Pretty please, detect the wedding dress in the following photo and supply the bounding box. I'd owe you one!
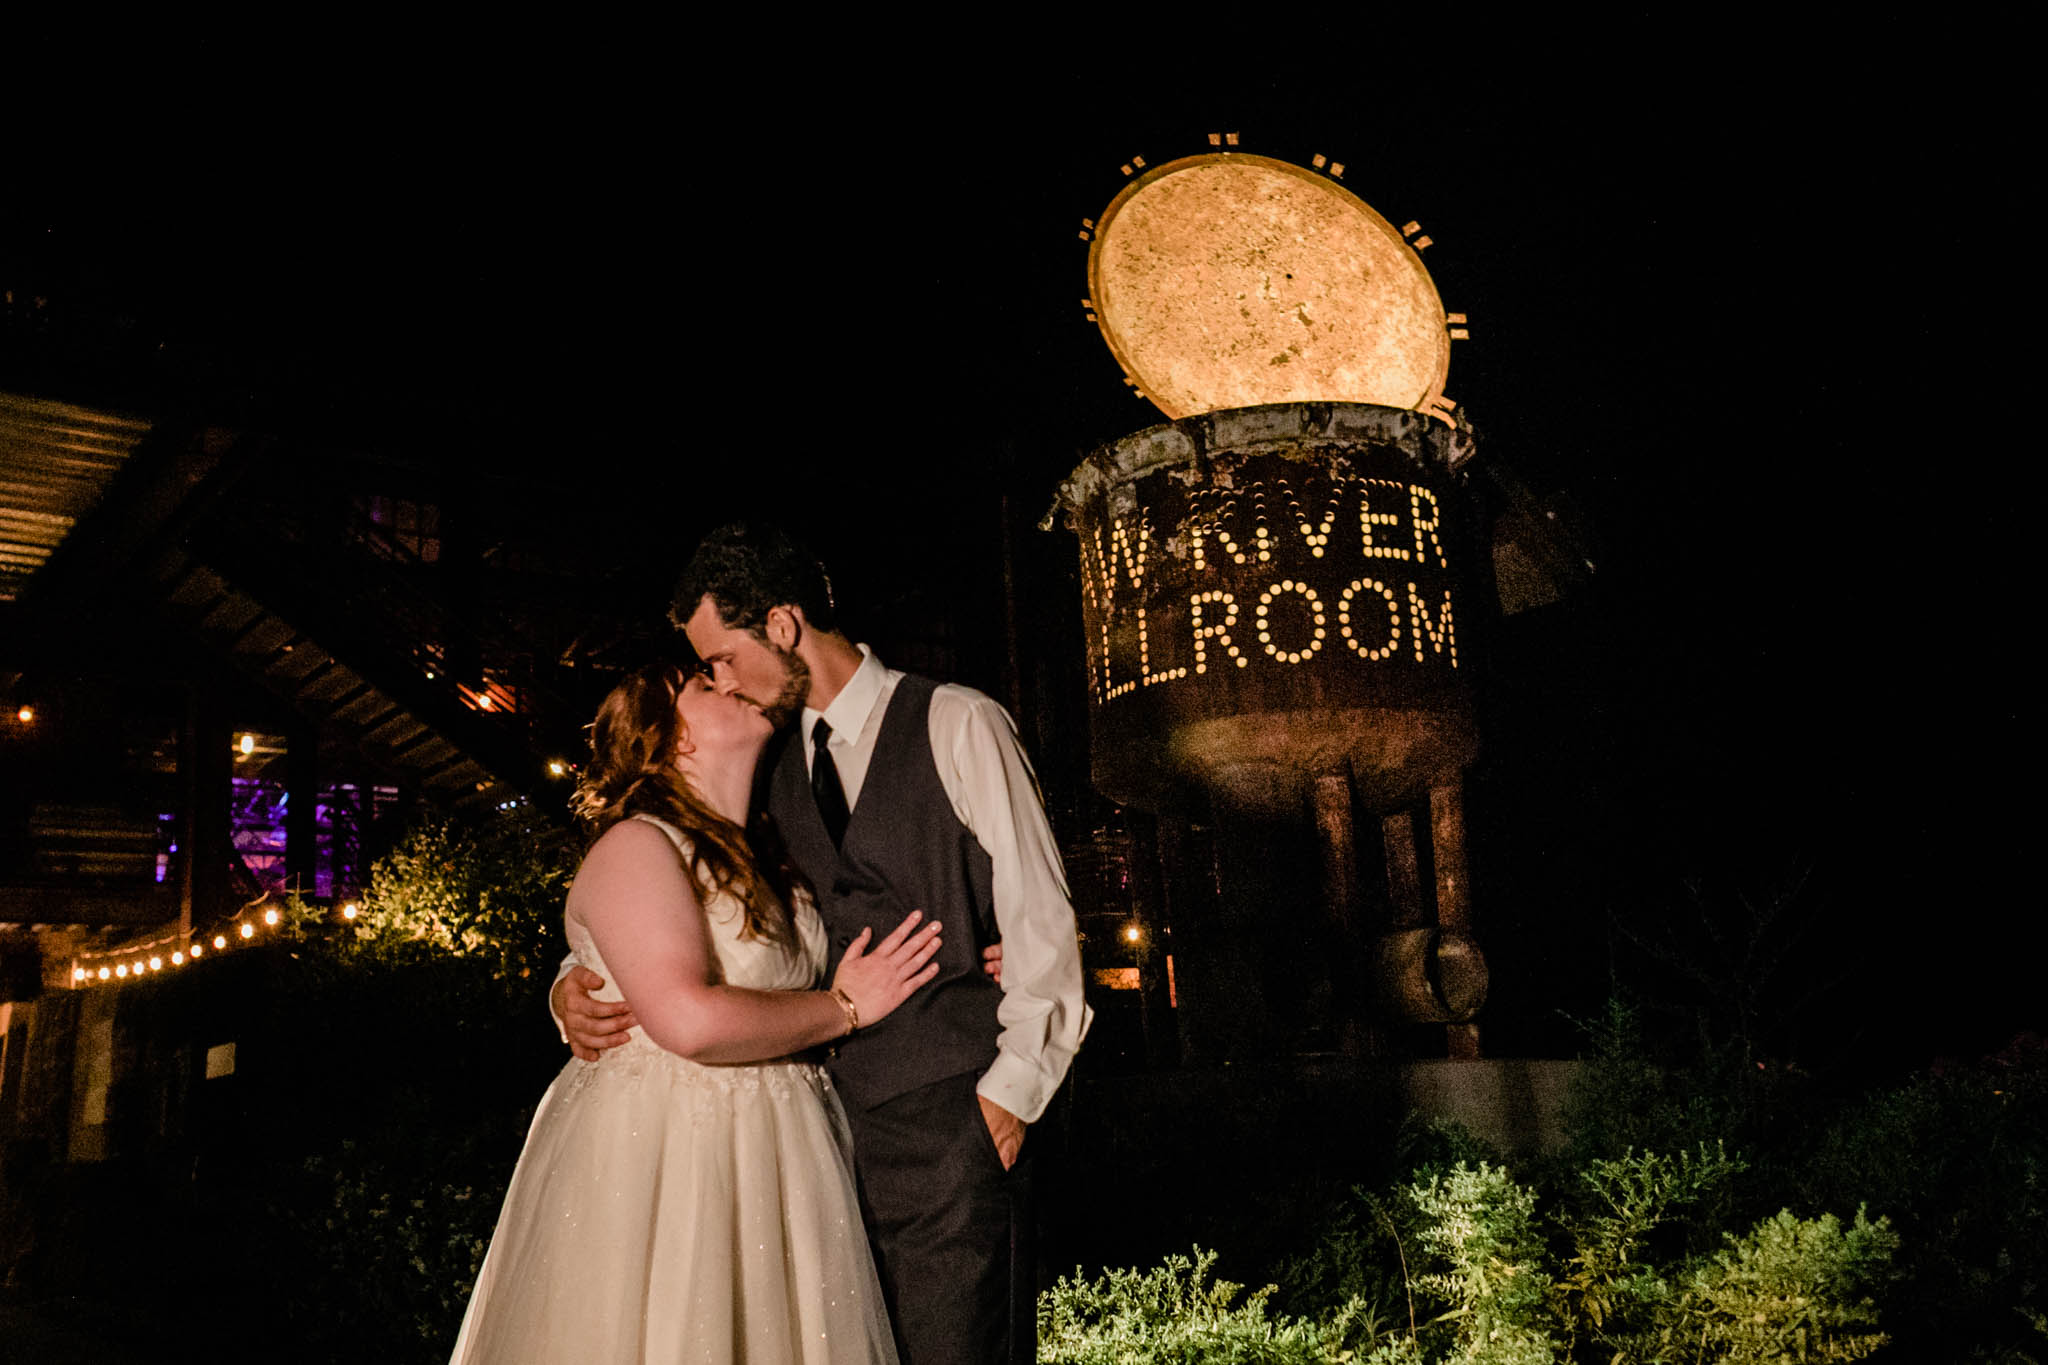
[449,815,898,1364]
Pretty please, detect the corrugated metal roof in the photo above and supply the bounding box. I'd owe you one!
[0,391,153,601]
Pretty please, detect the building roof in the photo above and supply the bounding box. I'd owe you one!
[0,391,153,602]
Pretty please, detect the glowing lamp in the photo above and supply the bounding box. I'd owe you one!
[238,734,255,756]
[191,943,204,958]
[1124,925,1142,943]
[14,706,32,723]
[213,935,227,950]
[172,952,185,965]
[149,956,162,970]
[98,966,110,980]
[1088,153,1453,422]
[74,966,86,980]
[116,964,128,977]
[548,760,566,777]
[239,922,254,939]
[342,902,359,919]
[263,908,279,926]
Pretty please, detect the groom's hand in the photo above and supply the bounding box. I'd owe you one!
[556,965,637,1061]
[978,1094,1025,1170]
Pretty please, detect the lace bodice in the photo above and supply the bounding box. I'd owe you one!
[565,814,828,1017]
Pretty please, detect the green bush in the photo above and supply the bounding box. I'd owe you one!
[1039,1247,1369,1364]
[264,1136,510,1355]
[1082,1150,1897,1365]
[1669,1207,1896,1364]
[345,807,578,984]
[1552,1143,1742,1360]
[1401,1162,1554,1364]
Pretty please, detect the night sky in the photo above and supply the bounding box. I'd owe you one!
[6,53,2027,1069]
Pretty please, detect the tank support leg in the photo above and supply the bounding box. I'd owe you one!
[1312,770,1365,1057]
[1431,780,1481,1060]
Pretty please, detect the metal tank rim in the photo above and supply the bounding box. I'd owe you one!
[1046,401,1478,533]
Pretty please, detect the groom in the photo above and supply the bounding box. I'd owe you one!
[557,522,1090,1364]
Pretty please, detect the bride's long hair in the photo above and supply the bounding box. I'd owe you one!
[569,662,793,944]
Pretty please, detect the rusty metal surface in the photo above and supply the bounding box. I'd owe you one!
[1430,780,1472,936]
[1058,402,1482,815]
[1382,809,1427,930]
[1371,927,1489,1023]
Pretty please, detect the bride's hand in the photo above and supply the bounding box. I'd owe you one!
[830,911,943,1030]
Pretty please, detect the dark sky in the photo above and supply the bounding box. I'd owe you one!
[7,54,2027,1064]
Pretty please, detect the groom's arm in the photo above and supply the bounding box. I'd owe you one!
[551,954,638,1060]
[931,688,1092,1161]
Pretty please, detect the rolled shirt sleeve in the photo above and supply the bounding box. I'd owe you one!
[930,687,1092,1124]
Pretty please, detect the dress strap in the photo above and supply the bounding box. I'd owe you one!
[627,812,693,861]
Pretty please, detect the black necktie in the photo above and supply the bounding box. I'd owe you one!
[811,717,850,847]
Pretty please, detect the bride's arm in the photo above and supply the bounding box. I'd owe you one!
[573,820,937,1064]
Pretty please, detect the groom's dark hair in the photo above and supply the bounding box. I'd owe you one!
[671,522,839,635]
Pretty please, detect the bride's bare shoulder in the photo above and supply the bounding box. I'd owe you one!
[571,819,689,899]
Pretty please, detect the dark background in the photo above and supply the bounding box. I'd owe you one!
[4,47,2029,1072]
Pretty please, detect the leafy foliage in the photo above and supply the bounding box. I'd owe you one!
[1552,1143,1742,1361]
[264,1136,510,1355]
[344,807,578,984]
[1139,1147,1896,1365]
[1668,1207,1896,1364]
[1402,1162,1554,1364]
[1039,1246,1368,1364]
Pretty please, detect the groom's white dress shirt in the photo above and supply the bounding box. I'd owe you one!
[806,646,1090,1125]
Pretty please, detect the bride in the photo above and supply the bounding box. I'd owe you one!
[449,662,939,1364]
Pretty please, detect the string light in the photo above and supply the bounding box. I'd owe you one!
[342,902,358,920]
[239,734,256,756]
[69,893,334,989]
[15,706,32,724]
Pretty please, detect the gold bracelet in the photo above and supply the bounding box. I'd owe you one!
[829,987,860,1035]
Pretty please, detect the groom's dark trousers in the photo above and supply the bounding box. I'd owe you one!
[846,1070,1035,1365]
[768,675,1036,1364]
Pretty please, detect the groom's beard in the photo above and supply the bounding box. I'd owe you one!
[760,645,811,730]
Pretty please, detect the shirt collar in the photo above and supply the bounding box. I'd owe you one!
[804,644,886,743]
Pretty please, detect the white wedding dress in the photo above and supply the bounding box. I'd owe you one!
[450,815,898,1364]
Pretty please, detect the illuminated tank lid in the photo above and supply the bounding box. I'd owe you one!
[1085,150,1457,422]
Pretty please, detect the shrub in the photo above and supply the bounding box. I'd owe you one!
[1552,1144,1743,1361]
[345,807,577,985]
[1403,1162,1554,1364]
[1666,1207,1896,1364]
[1207,1148,1897,1365]
[1039,1246,1367,1364]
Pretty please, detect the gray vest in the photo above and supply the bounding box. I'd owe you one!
[769,674,1002,1110]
